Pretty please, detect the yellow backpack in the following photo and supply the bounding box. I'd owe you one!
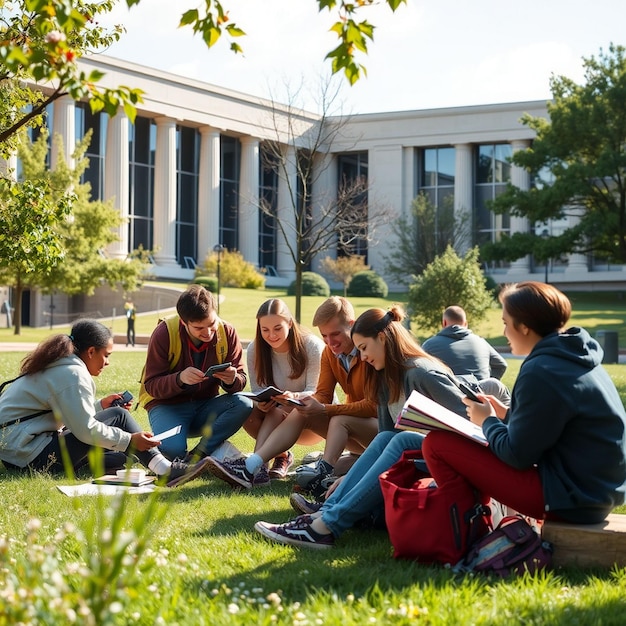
[137,315,228,408]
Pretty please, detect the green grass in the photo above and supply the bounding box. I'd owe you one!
[3,286,626,623]
[2,348,626,624]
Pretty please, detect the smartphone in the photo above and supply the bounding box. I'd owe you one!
[111,390,133,406]
[447,374,482,402]
[457,380,482,402]
[284,397,305,407]
[204,362,232,377]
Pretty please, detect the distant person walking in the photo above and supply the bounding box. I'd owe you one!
[125,301,136,347]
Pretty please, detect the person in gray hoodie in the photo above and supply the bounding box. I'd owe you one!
[0,319,210,487]
[423,282,626,524]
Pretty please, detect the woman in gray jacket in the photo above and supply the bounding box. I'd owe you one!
[0,319,209,487]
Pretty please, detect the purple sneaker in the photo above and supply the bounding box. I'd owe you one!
[289,492,323,515]
[254,465,271,487]
[254,517,334,549]
[206,457,254,489]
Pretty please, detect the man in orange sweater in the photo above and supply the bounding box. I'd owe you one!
[206,296,377,491]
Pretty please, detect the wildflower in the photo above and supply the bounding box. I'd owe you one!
[227,603,239,614]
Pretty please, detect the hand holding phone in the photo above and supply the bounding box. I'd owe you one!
[457,381,482,402]
[204,362,232,377]
[111,390,133,407]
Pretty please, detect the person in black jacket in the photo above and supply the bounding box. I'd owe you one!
[422,281,626,524]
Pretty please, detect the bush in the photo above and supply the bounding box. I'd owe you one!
[200,249,265,289]
[192,275,218,292]
[408,245,495,335]
[287,272,330,297]
[347,270,389,298]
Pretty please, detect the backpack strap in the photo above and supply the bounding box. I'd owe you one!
[0,374,53,428]
[138,315,228,408]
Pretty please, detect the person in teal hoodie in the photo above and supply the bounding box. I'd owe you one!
[423,281,626,524]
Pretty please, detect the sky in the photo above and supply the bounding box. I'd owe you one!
[99,0,626,115]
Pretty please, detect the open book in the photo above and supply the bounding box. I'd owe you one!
[239,386,304,406]
[395,389,488,446]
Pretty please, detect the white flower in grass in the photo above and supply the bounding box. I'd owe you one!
[101,529,112,543]
[267,592,281,606]
[27,518,42,532]
[252,586,264,594]
[109,602,123,614]
[211,588,219,596]
[177,553,188,564]
[65,608,77,622]
[227,603,239,614]
[148,584,158,593]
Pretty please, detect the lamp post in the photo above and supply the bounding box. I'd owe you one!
[213,244,225,314]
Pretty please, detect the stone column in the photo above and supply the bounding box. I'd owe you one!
[276,144,297,277]
[508,139,531,274]
[104,109,130,258]
[310,151,337,272]
[564,207,589,273]
[197,127,221,264]
[238,136,260,266]
[454,143,473,253]
[152,116,179,266]
[50,95,75,170]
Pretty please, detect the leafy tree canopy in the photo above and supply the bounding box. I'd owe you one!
[484,43,626,266]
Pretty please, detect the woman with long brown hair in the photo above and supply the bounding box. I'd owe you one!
[243,299,325,482]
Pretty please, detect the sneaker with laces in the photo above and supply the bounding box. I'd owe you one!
[301,450,323,465]
[254,464,271,487]
[289,492,323,515]
[269,450,294,479]
[295,459,335,498]
[165,456,212,488]
[206,456,254,489]
[254,517,334,549]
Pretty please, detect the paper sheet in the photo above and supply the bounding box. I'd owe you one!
[148,424,182,442]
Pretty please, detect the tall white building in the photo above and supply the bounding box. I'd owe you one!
[6,55,625,327]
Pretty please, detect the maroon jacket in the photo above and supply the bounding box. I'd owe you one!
[143,319,247,411]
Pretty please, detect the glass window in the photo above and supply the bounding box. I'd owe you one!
[337,151,369,259]
[474,143,512,268]
[258,142,279,269]
[129,116,156,252]
[75,102,107,200]
[175,125,199,265]
[220,136,240,251]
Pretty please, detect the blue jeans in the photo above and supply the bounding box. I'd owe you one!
[321,430,426,538]
[149,394,253,460]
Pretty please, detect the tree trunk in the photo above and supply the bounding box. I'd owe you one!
[295,262,303,324]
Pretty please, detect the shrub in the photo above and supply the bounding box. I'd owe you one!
[408,245,495,335]
[287,272,330,297]
[200,249,265,289]
[193,275,218,292]
[347,270,389,298]
[319,255,369,296]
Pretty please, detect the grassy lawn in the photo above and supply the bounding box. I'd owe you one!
[2,286,626,623]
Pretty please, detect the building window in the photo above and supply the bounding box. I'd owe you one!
[128,116,156,252]
[75,102,107,200]
[418,146,455,206]
[337,151,368,260]
[175,125,199,266]
[259,142,278,270]
[475,143,512,267]
[220,135,240,251]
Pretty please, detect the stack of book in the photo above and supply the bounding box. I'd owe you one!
[395,390,488,446]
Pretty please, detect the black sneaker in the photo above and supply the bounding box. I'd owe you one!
[165,457,212,488]
[289,492,323,515]
[294,459,336,499]
[254,516,334,549]
[205,456,254,489]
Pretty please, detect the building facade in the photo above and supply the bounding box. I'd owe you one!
[5,55,625,326]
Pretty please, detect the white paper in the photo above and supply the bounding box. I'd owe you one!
[57,483,156,497]
[149,425,182,442]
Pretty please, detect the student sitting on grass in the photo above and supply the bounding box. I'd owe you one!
[0,319,210,487]
[254,304,468,549]
[242,298,325,483]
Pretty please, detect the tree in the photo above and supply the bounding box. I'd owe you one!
[408,246,493,336]
[0,0,143,153]
[483,44,626,266]
[0,129,148,333]
[0,176,73,334]
[383,192,471,286]
[319,254,369,296]
[256,78,394,322]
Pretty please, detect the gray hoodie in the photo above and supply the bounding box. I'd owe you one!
[0,354,131,467]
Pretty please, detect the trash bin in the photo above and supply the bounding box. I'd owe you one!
[596,330,619,364]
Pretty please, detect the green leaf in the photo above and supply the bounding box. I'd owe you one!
[180,9,199,27]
